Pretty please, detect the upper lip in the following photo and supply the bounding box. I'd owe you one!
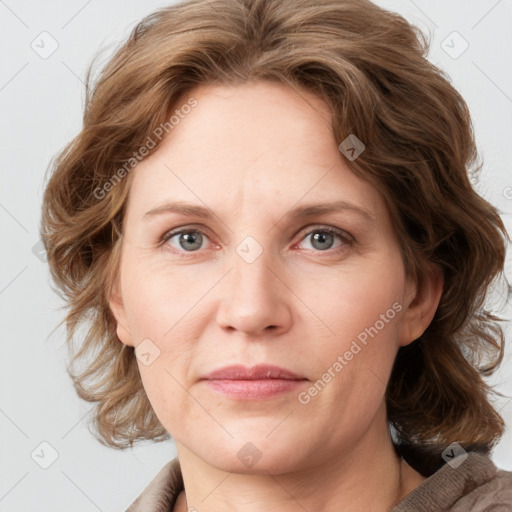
[201,364,306,381]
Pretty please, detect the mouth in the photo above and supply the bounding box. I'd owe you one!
[200,364,308,400]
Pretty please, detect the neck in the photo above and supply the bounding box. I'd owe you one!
[174,407,425,512]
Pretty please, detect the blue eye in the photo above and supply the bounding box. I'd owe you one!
[297,227,352,252]
[163,229,209,252]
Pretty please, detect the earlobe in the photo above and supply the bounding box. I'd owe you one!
[115,321,134,347]
[108,274,134,347]
[399,264,444,347]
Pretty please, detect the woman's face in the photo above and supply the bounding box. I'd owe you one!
[110,80,428,473]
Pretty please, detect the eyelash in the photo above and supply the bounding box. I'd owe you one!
[159,225,354,256]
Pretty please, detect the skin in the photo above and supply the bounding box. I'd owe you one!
[109,80,443,511]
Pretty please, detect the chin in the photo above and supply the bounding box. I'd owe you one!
[202,435,308,476]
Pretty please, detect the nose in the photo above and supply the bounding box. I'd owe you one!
[215,245,292,337]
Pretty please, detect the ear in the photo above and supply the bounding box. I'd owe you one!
[398,263,444,347]
[108,272,135,347]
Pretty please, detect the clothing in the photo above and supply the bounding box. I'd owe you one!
[125,451,512,511]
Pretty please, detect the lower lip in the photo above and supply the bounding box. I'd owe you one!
[203,379,307,399]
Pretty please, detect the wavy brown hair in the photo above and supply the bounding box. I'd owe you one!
[40,0,510,473]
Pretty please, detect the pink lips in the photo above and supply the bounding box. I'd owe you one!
[200,364,308,400]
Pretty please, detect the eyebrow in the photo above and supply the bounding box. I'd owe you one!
[143,199,375,223]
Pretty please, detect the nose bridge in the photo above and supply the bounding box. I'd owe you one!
[233,241,273,296]
[216,236,290,336]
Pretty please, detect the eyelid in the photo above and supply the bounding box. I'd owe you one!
[160,224,215,247]
[296,224,354,243]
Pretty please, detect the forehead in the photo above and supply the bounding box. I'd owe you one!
[124,80,386,223]
[163,80,337,162]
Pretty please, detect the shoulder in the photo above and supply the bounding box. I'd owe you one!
[125,457,183,512]
[393,451,512,511]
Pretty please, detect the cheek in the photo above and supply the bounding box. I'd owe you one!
[304,260,405,348]
[133,333,198,438]
[120,260,209,426]
[121,257,203,342]
[303,263,404,400]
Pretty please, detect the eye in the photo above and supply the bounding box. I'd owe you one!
[296,226,353,252]
[162,228,211,253]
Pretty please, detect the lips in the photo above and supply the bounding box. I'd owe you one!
[201,364,305,381]
[200,364,308,400]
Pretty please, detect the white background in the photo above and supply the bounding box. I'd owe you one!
[1,0,511,510]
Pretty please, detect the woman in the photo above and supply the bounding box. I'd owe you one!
[40,0,512,510]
